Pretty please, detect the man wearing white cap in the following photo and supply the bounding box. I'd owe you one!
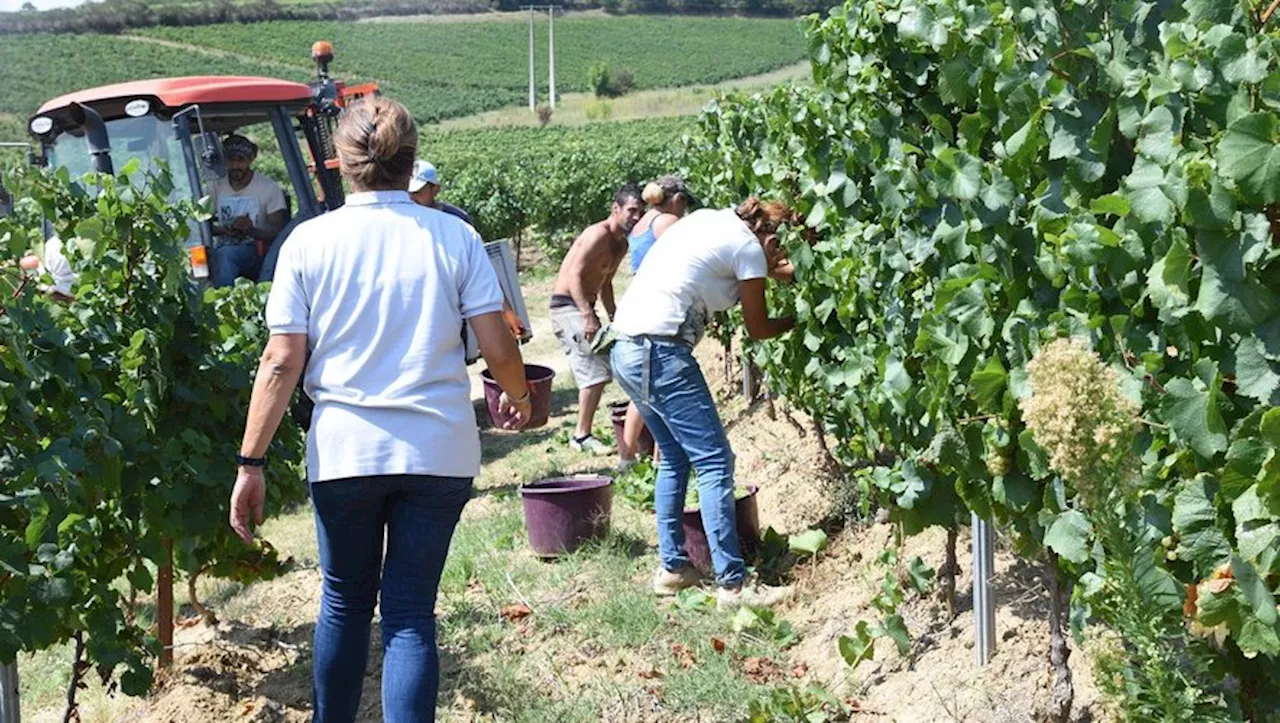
[408,160,473,226]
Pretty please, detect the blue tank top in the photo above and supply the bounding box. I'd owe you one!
[629,224,658,273]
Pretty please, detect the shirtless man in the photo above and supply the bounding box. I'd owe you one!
[550,183,644,454]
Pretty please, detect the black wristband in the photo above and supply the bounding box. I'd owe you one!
[236,454,267,467]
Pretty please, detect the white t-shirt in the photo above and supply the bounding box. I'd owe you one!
[266,191,505,483]
[613,208,768,344]
[210,172,286,233]
[42,238,77,297]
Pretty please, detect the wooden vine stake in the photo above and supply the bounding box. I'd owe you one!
[1045,549,1073,722]
[942,524,958,620]
[157,539,174,668]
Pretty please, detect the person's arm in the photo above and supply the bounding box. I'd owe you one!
[472,312,532,428]
[769,259,795,283]
[564,228,605,316]
[565,228,607,338]
[601,274,617,321]
[239,334,306,457]
[230,333,306,543]
[739,278,794,341]
[247,210,286,244]
[231,234,309,544]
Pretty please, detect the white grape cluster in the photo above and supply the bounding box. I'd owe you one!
[1021,338,1140,501]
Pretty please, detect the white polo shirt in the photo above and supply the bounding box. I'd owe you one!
[266,191,504,483]
[613,208,768,346]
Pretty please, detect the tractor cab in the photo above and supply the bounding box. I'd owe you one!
[24,44,533,359]
[26,42,372,283]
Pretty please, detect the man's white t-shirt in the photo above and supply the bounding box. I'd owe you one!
[613,208,768,345]
[42,238,77,297]
[210,172,286,233]
[266,191,505,483]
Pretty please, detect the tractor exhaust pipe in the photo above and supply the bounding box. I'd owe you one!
[68,102,112,176]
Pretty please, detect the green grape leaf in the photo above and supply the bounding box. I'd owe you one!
[906,556,935,594]
[876,613,912,656]
[1235,336,1280,404]
[1146,234,1193,312]
[1089,193,1130,217]
[968,355,1007,410]
[1173,475,1233,575]
[789,528,829,556]
[1045,510,1093,564]
[838,621,876,667]
[1161,377,1229,459]
[1217,113,1280,205]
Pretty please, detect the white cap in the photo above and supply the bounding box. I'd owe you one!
[407,160,440,193]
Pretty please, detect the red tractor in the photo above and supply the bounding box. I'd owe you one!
[25,41,372,282]
[22,42,531,357]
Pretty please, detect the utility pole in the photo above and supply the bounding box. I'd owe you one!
[522,5,560,114]
[527,6,536,112]
[548,5,556,109]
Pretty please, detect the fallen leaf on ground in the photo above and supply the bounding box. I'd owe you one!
[500,603,532,622]
[671,642,696,668]
[711,637,726,653]
[741,656,783,684]
[791,662,809,678]
[637,667,663,680]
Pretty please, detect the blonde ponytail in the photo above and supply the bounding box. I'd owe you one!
[642,182,666,206]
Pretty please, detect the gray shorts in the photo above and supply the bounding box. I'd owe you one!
[550,304,612,389]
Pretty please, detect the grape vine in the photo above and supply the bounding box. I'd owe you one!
[0,163,305,715]
[685,0,1280,716]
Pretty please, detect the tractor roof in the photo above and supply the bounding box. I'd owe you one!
[38,76,313,115]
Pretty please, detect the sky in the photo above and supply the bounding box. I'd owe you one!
[0,0,88,11]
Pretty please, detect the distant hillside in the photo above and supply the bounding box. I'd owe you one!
[0,0,828,34]
[2,15,807,123]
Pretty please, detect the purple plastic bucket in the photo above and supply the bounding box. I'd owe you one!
[520,476,614,557]
[681,485,760,574]
[482,364,555,430]
[609,401,655,458]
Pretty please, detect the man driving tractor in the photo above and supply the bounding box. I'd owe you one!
[210,134,287,287]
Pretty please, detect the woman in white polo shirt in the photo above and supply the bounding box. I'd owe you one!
[610,198,797,611]
[228,96,532,722]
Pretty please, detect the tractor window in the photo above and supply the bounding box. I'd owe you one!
[47,115,195,204]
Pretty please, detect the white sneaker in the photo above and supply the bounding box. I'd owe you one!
[716,582,794,611]
[570,435,612,456]
[653,566,703,596]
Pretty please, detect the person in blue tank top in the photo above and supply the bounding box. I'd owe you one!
[619,176,696,469]
[628,175,696,274]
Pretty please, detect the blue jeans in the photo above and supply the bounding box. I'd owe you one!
[309,474,472,723]
[610,337,745,588]
[210,242,261,288]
